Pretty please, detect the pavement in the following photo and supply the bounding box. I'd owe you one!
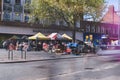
[0,49,92,63]
[2,48,119,63]
[97,49,120,56]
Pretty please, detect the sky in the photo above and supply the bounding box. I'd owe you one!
[106,0,119,11]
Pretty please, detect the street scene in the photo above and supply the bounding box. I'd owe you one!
[0,0,120,80]
[0,52,120,80]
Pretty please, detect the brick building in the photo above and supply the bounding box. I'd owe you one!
[101,5,120,41]
[102,5,120,24]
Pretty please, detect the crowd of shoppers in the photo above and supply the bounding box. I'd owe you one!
[2,39,96,55]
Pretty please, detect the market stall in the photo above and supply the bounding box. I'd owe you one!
[28,32,50,51]
[28,32,49,40]
[47,33,64,40]
[62,34,72,41]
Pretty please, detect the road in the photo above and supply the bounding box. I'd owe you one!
[0,55,120,80]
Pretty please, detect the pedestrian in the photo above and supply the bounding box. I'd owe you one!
[21,42,28,59]
[43,42,49,52]
[3,40,10,50]
[8,43,15,60]
[49,42,53,53]
[8,43,15,51]
[19,42,24,51]
[77,41,84,54]
[22,42,28,51]
[2,41,7,49]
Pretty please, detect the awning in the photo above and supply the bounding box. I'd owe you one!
[9,35,20,40]
[48,33,64,40]
[62,34,72,40]
[28,32,49,40]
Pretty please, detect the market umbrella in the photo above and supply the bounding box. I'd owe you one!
[62,34,72,40]
[28,32,49,40]
[48,33,64,40]
[21,35,28,40]
[9,35,20,40]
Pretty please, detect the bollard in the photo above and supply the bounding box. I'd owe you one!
[21,50,27,59]
[24,51,26,59]
[11,50,13,60]
[8,50,10,60]
[21,51,23,59]
[8,50,13,60]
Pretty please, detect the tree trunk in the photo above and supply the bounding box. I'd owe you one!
[72,26,76,42]
[73,15,76,42]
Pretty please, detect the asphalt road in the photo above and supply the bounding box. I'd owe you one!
[0,56,120,80]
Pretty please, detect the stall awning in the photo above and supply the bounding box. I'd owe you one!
[28,32,49,40]
[48,33,64,40]
[9,35,20,40]
[62,34,72,40]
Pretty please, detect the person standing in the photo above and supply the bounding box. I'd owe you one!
[21,42,28,59]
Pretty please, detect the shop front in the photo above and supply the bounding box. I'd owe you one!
[83,32,102,46]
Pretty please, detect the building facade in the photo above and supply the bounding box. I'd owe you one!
[1,0,31,22]
[0,0,116,46]
[101,5,120,45]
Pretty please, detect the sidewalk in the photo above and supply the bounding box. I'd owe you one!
[0,49,96,63]
[97,49,120,56]
[0,49,84,63]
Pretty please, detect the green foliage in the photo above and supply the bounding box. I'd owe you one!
[29,0,106,26]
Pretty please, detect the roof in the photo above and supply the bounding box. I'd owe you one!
[102,5,120,24]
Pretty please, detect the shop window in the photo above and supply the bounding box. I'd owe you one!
[89,35,93,41]
[108,27,111,34]
[15,0,21,4]
[14,13,21,21]
[14,5,23,12]
[97,26,100,33]
[25,0,31,4]
[91,26,95,32]
[115,28,118,34]
[3,4,12,12]
[3,12,11,21]
[86,25,90,32]
[112,28,115,34]
[101,27,105,33]
[4,0,10,3]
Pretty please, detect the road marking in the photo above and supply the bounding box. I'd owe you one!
[36,70,85,80]
[36,63,120,80]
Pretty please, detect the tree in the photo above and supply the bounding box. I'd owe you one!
[29,0,106,42]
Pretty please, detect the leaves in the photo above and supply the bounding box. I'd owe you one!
[29,0,105,26]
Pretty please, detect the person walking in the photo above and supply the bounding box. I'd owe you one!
[8,43,15,60]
